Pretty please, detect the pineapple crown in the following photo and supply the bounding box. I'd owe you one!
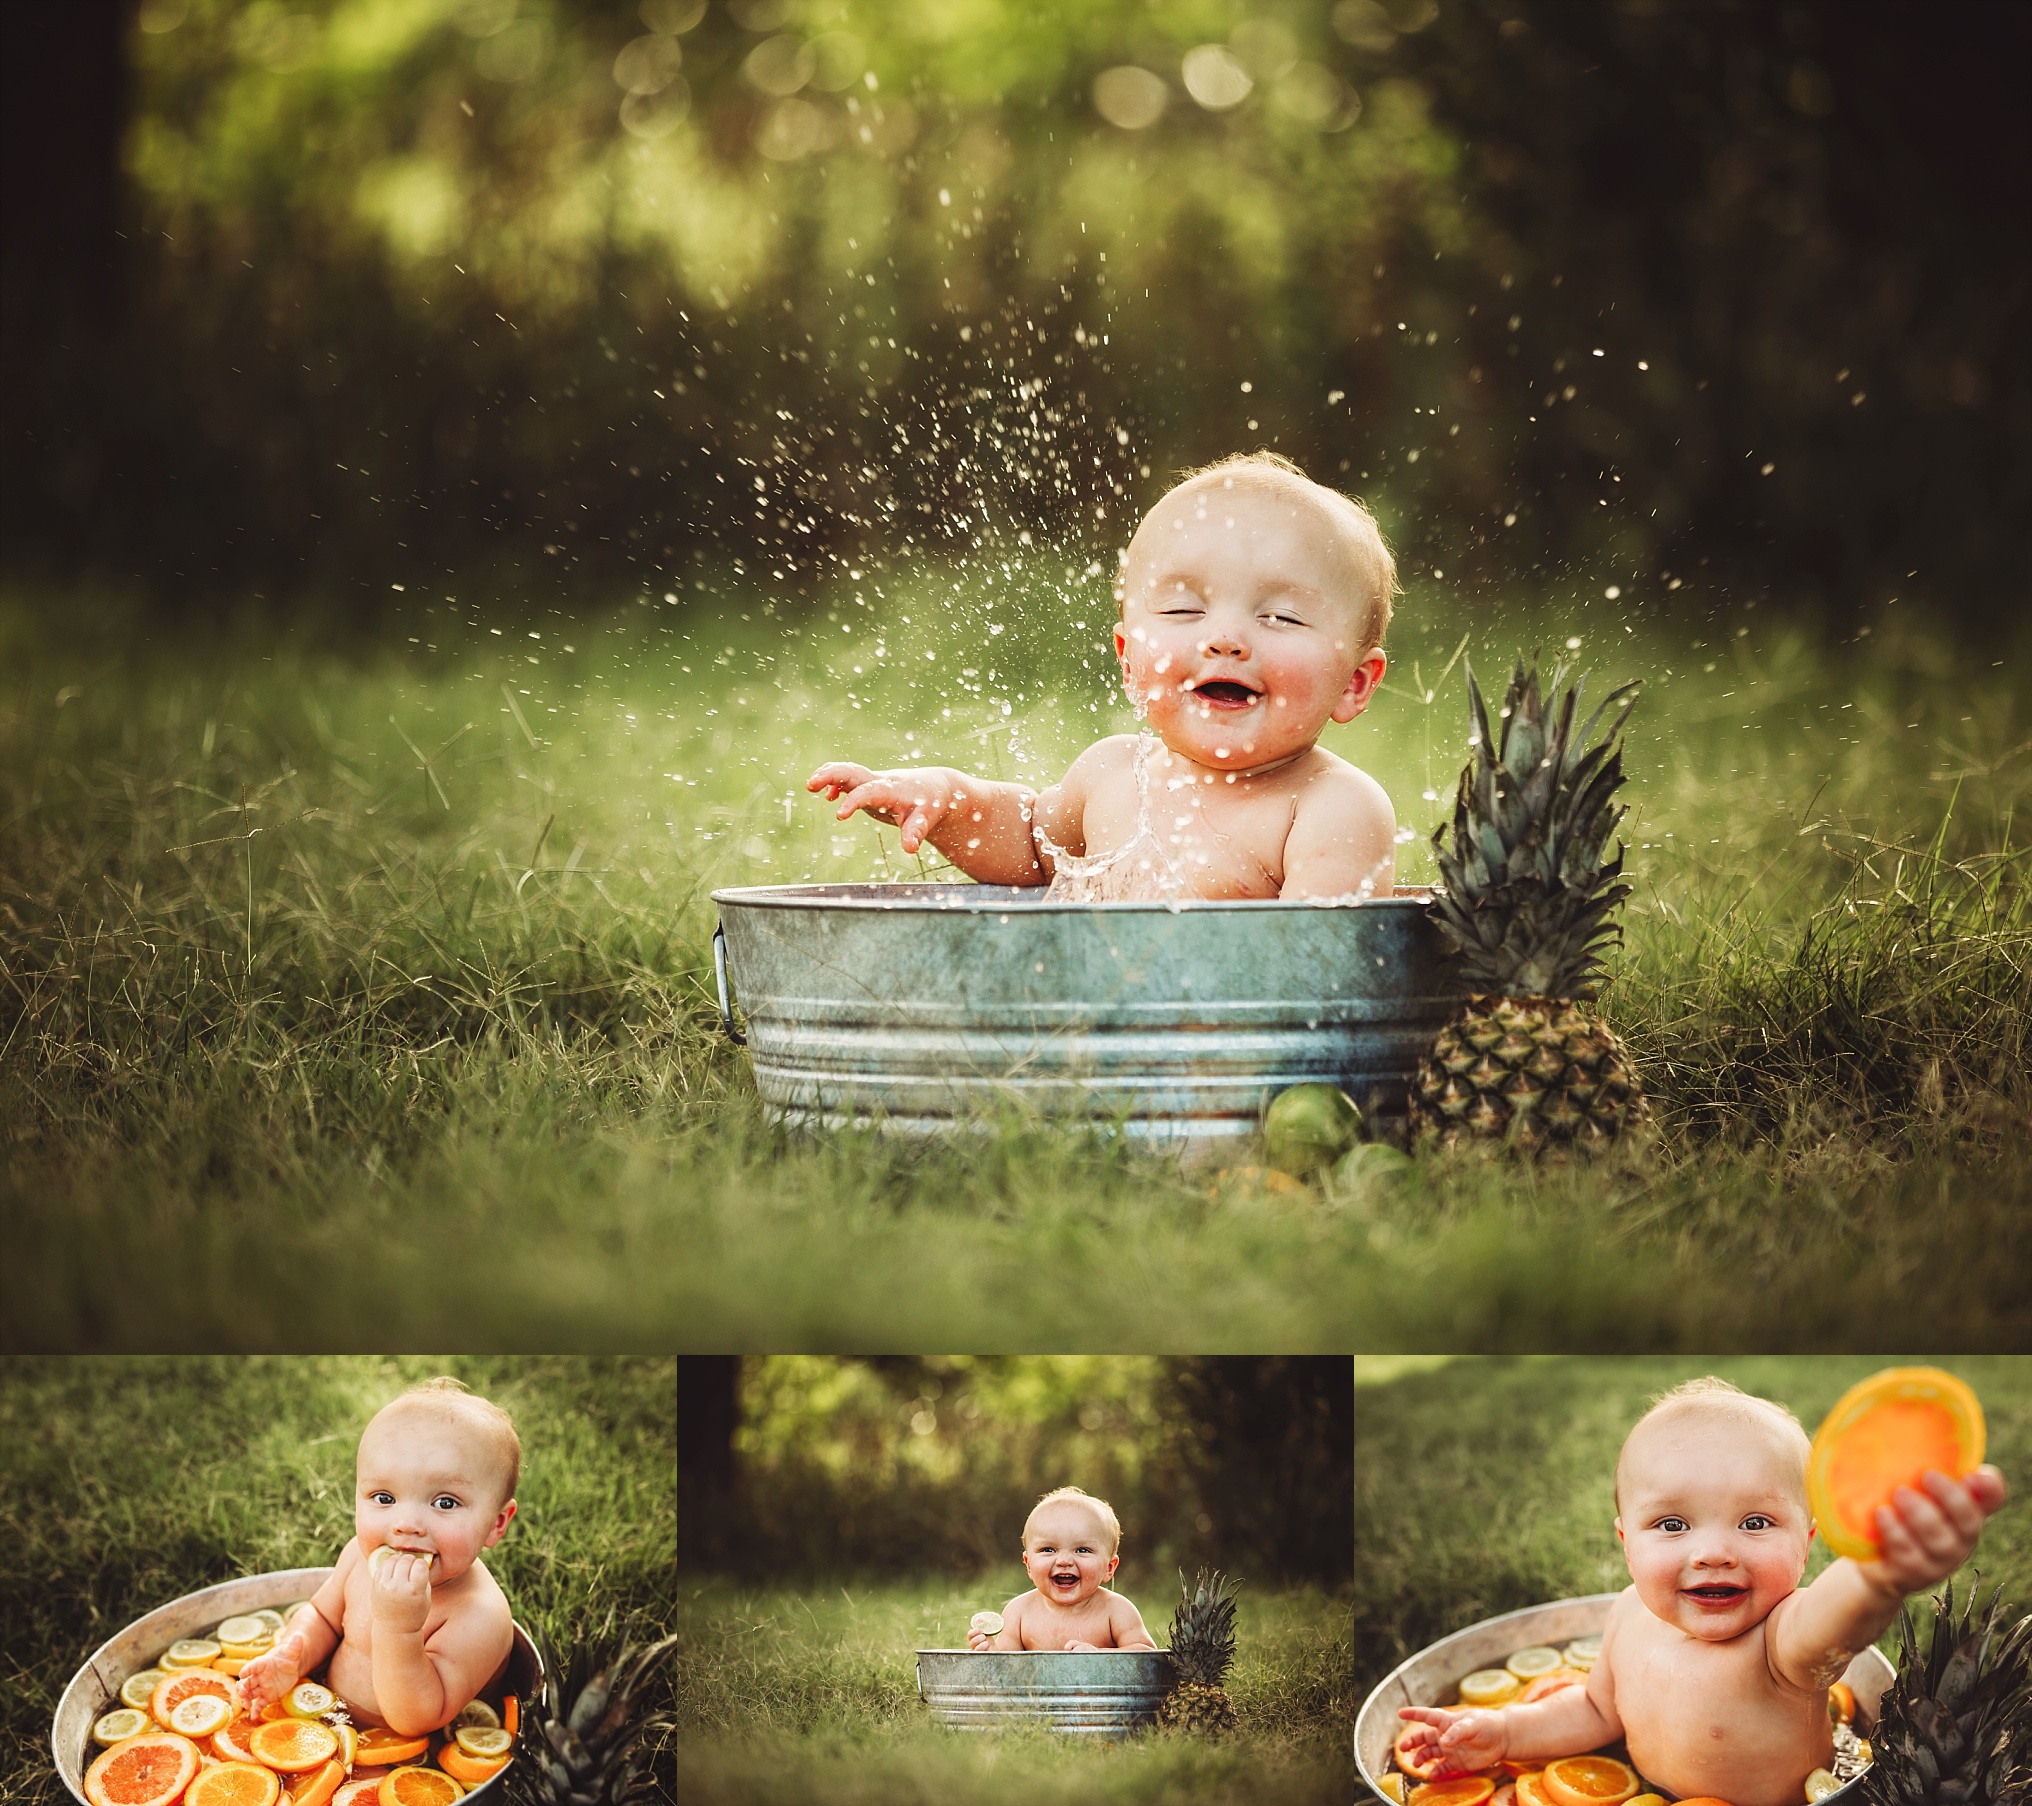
[503,1614,677,1806]
[1429,654,1640,1000]
[1166,1569,1240,1688]
[1865,1576,2032,1806]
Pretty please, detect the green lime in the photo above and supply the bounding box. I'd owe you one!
[1263,1084,1362,1176]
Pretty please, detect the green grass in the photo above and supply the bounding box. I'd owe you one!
[0,1355,675,1805]
[1,576,2027,1349]
[1350,1356,2032,1694]
[675,1578,1351,1806]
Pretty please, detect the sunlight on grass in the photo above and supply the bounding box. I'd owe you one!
[1,579,2026,1348]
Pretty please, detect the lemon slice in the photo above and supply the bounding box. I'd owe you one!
[451,1700,501,1732]
[92,1707,152,1746]
[1505,1646,1564,1681]
[287,1681,337,1719]
[219,1639,274,1662]
[368,1546,437,1579]
[170,1693,234,1738]
[120,1671,169,1711]
[215,1616,270,1649]
[251,1609,288,1633]
[1378,1777,1407,1804]
[455,1727,513,1759]
[1805,1770,1840,1802]
[1457,1668,1523,1707]
[969,1611,1005,1639]
[162,1638,224,1670]
[335,1724,358,1770]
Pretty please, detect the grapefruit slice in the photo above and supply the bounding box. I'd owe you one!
[1518,1670,1587,1705]
[152,1671,234,1729]
[85,1733,202,1806]
[186,1764,282,1806]
[334,1786,385,1806]
[377,1770,463,1806]
[1409,1782,1497,1806]
[1808,1367,1986,1560]
[248,1718,340,1773]
[213,1720,266,1765]
[1541,1756,1640,1806]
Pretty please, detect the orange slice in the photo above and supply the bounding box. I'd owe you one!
[1671,1799,1739,1806]
[353,1733,430,1767]
[1809,1367,1986,1560]
[436,1747,509,1788]
[1828,1680,1857,1725]
[1410,1783,1497,1806]
[500,1698,517,1739]
[213,1720,267,1765]
[1489,1789,1518,1806]
[287,1760,345,1806]
[1517,1670,1587,1705]
[186,1764,283,1806]
[377,1770,464,1806]
[1395,1726,1451,1782]
[1541,1756,1641,1806]
[334,1786,386,1806]
[85,1734,203,1806]
[152,1670,234,1729]
[248,1718,340,1774]
[1513,1778,1557,1806]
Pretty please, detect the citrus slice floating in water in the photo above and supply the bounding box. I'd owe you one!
[353,1730,430,1767]
[151,1671,233,1729]
[1804,1771,1841,1803]
[215,1618,272,1651]
[184,1762,282,1806]
[1561,1636,1602,1670]
[212,1719,266,1765]
[1808,1367,1986,1561]
[334,1784,385,1806]
[169,1693,234,1739]
[251,1610,288,1634]
[438,1747,510,1788]
[286,1682,336,1719]
[288,1758,346,1806]
[162,1640,224,1671]
[1541,1756,1640,1806]
[1457,1669,1522,1707]
[1409,1781,1497,1806]
[450,1700,501,1733]
[1504,1646,1563,1681]
[1394,1726,1451,1782]
[92,1708,152,1747]
[1512,1777,1557,1806]
[377,1768,464,1806]
[248,1717,340,1773]
[120,1672,169,1712]
[1376,1779,1408,1806]
[453,1727,511,1759]
[84,1733,202,1806]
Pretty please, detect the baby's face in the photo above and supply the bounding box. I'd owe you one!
[1115,479,1383,772]
[355,1402,516,1585]
[1022,1501,1118,1608]
[1615,1410,1814,1642]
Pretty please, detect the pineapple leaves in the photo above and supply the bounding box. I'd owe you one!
[1429,653,1641,999]
[507,1617,677,1806]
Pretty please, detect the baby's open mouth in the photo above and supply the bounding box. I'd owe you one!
[1683,1583,1747,1603]
[1051,1573,1080,1589]
[1190,680,1260,708]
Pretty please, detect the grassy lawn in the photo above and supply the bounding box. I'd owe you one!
[0,1355,675,1805]
[675,1577,1351,1806]
[2,577,2026,1349]
[1350,1355,2032,1698]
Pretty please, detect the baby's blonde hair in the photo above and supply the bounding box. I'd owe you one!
[1615,1376,1810,1512]
[1023,1485,1123,1555]
[375,1376,523,1504]
[1127,450,1399,648]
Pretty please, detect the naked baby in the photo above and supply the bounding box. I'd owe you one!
[969,1486,1158,1652]
[236,1378,519,1738]
[1396,1378,2010,1806]
[811,452,1400,901]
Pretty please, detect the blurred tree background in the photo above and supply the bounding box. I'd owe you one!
[3,0,2026,629]
[677,1356,1353,1585]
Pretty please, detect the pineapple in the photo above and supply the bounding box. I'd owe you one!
[1863,1578,2031,1806]
[502,1620,677,1806]
[1410,656,1651,1153]
[1155,1570,1240,1737]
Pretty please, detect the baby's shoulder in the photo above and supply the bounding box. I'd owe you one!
[1065,735,1142,779]
[1286,748,1393,823]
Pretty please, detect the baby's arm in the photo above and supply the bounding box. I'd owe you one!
[808,763,1046,883]
[237,1557,348,1714]
[1104,1590,1157,1651]
[1768,1465,2008,1691]
[971,1595,1032,1651]
[1397,1681,1618,1774]
[1280,764,1396,900]
[368,1551,511,1736]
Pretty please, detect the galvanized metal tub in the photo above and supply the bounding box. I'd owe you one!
[915,1647,1177,1738]
[52,1567,541,1804]
[1354,1593,1894,1803]
[712,882,1466,1145]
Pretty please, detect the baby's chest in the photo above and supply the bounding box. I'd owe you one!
[1615,1639,1799,1741]
[1085,787,1287,887]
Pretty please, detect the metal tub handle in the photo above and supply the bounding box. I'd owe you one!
[713,922,746,1045]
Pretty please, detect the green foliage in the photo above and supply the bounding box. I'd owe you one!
[0,1356,675,1806]
[1,579,2028,1350]
[674,1577,1351,1806]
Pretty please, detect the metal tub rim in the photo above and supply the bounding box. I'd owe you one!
[915,1646,1176,1739]
[1354,1592,1891,1804]
[712,880,1435,913]
[52,1567,541,1805]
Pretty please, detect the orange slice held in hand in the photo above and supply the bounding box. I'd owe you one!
[1808,1367,1986,1561]
[1540,1756,1641,1806]
[84,1734,203,1806]
[185,1764,283,1806]
[247,1718,341,1774]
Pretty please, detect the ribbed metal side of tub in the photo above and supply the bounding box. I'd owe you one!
[712,883,1467,1142]
[916,1649,1175,1737]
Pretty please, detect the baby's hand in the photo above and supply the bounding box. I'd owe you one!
[234,1637,303,1716]
[1062,1639,1101,1652]
[1395,1704,1508,1774]
[808,763,965,856]
[368,1547,435,1636]
[1861,1464,2009,1594]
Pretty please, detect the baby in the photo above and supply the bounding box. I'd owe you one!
[969,1486,1158,1652]
[237,1377,520,1738]
[1397,1378,2010,1806]
[810,453,1399,902]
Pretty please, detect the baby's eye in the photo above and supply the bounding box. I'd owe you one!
[433,1495,461,1512]
[1657,1516,1689,1533]
[1741,1514,1776,1531]
[369,1491,395,1506]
